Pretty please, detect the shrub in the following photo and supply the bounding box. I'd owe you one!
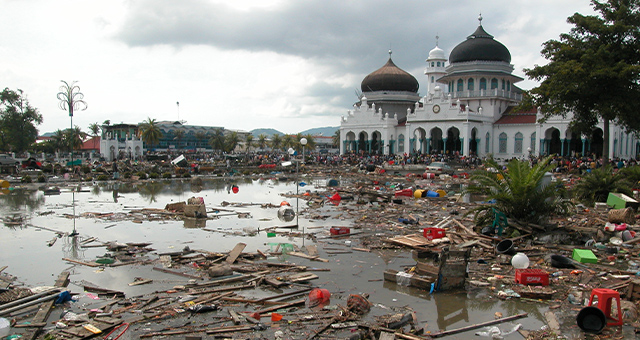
[81,165,91,174]
[136,172,148,180]
[96,174,110,181]
[162,172,173,179]
[37,174,46,183]
[149,172,160,179]
[123,171,132,179]
[21,175,32,183]
[182,172,191,178]
[42,164,53,173]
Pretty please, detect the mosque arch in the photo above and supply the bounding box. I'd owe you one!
[357,131,369,154]
[470,128,479,155]
[413,127,427,154]
[445,127,461,155]
[430,127,443,154]
[371,130,382,154]
[589,128,604,158]
[398,134,406,154]
[499,132,507,153]
[480,78,487,90]
[467,78,474,91]
[543,127,562,155]
[490,78,499,89]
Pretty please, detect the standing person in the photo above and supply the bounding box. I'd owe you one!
[112,161,119,180]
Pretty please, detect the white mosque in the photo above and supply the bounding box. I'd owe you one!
[339,16,638,160]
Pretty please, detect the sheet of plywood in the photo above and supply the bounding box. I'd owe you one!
[226,242,247,264]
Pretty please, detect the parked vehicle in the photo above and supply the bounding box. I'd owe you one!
[0,154,19,166]
[425,161,455,175]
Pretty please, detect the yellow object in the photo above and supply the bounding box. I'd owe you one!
[83,324,102,334]
[436,189,446,197]
[0,180,9,189]
[413,189,425,199]
[496,174,504,180]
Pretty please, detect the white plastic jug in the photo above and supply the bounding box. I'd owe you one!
[511,252,530,269]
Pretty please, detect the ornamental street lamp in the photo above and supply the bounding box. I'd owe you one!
[57,81,87,237]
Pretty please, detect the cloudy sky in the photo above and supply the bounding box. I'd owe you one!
[1,0,595,136]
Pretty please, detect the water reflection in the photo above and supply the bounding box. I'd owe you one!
[0,187,45,213]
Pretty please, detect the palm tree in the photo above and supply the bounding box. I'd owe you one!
[303,134,316,152]
[65,126,86,152]
[173,129,185,150]
[195,131,207,149]
[573,165,633,207]
[103,120,111,126]
[225,131,240,153]
[465,156,574,225]
[282,134,295,151]
[271,134,282,151]
[258,134,268,151]
[52,129,66,154]
[208,128,225,154]
[139,118,162,149]
[88,122,100,151]
[245,134,254,152]
[332,130,340,149]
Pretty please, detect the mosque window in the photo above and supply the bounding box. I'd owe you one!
[480,78,487,90]
[485,132,490,153]
[431,62,435,67]
[530,132,536,153]
[457,79,463,92]
[437,62,441,67]
[515,132,523,154]
[398,134,405,153]
[507,81,511,91]
[467,78,474,91]
[501,79,505,90]
[431,76,434,83]
[499,132,507,153]
[491,78,498,89]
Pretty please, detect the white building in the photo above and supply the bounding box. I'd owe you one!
[339,16,638,160]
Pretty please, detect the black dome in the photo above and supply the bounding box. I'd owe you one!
[449,25,511,64]
[361,58,419,93]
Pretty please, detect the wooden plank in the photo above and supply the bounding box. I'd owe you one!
[226,242,247,264]
[288,251,329,262]
[430,313,528,338]
[544,311,561,334]
[23,272,70,340]
[62,257,101,267]
[152,267,203,280]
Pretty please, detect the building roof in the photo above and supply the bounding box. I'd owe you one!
[449,25,511,64]
[361,57,419,93]
[494,108,537,125]
[79,136,101,151]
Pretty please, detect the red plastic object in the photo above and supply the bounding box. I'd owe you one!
[515,268,549,286]
[588,288,623,326]
[422,172,435,179]
[329,193,341,200]
[394,189,413,197]
[423,228,445,241]
[232,185,239,193]
[330,227,350,235]
[309,288,331,304]
[271,312,283,321]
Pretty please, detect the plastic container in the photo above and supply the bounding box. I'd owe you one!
[394,189,413,197]
[515,268,549,286]
[330,227,350,235]
[511,252,530,269]
[309,288,331,305]
[422,173,435,179]
[576,306,606,333]
[413,190,425,199]
[495,239,516,255]
[425,190,439,198]
[423,228,445,241]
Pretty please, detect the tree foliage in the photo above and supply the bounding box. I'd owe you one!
[465,156,574,225]
[572,165,633,206]
[523,0,640,159]
[139,118,162,149]
[0,88,43,152]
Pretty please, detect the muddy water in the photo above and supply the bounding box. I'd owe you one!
[0,177,613,338]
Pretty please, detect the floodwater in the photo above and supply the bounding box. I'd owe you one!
[0,176,624,338]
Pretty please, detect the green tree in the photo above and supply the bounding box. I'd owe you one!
[573,165,633,206]
[65,126,86,151]
[103,120,111,126]
[224,131,239,153]
[524,0,640,160]
[0,88,43,152]
[139,118,162,149]
[332,130,340,148]
[303,134,316,152]
[282,134,294,151]
[52,129,66,153]
[173,129,185,149]
[270,134,282,151]
[208,128,225,153]
[257,134,268,150]
[465,156,574,225]
[88,122,100,151]
[245,134,254,152]
[195,131,207,149]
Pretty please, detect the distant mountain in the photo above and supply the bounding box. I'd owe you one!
[250,126,338,137]
[300,126,338,137]
[249,128,284,137]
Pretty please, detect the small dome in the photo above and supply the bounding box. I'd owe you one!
[449,25,511,64]
[427,45,446,60]
[361,58,419,93]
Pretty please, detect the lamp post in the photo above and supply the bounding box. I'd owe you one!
[298,138,307,246]
[57,81,87,237]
